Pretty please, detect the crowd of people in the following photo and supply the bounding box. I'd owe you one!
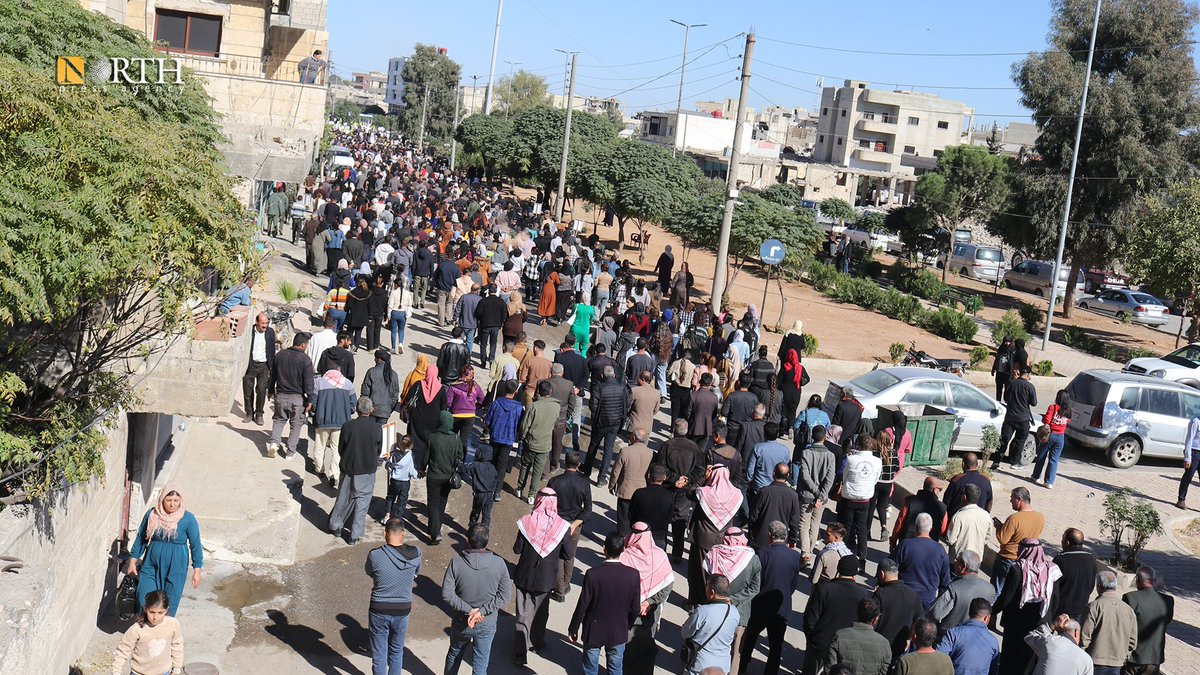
[114,126,1178,675]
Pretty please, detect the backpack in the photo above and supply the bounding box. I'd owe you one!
[793,409,811,451]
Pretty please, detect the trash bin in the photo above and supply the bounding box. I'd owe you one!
[877,404,956,467]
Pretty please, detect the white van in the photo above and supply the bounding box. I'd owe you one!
[1002,260,1084,298]
[936,243,1006,282]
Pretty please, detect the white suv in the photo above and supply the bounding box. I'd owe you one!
[1124,343,1200,390]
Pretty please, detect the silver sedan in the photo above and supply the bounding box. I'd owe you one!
[1077,289,1170,326]
[822,366,1037,461]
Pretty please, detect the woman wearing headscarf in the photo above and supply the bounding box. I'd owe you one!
[512,488,572,664]
[1011,338,1031,375]
[327,257,356,292]
[670,262,692,309]
[705,527,761,672]
[503,291,528,343]
[621,521,677,674]
[401,354,428,404]
[420,411,464,546]
[537,260,560,326]
[991,336,1015,400]
[125,483,203,616]
[446,365,485,450]
[360,349,399,425]
[993,538,1062,674]
[555,260,576,324]
[407,362,446,469]
[728,330,750,368]
[344,274,373,351]
[777,319,805,363]
[777,348,808,432]
[595,315,618,357]
[688,465,744,605]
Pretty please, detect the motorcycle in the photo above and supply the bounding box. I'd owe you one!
[267,308,296,348]
[901,341,966,373]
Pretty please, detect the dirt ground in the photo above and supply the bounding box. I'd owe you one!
[1173,517,1200,557]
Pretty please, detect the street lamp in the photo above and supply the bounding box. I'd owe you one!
[484,0,503,115]
[670,19,706,158]
[501,59,521,118]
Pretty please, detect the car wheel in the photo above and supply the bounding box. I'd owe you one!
[1079,303,1089,310]
[959,267,969,277]
[1107,434,1143,469]
[1116,311,1128,321]
[936,261,945,270]
[1019,435,1037,466]
[1034,288,1044,297]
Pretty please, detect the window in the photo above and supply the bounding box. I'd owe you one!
[841,109,847,117]
[836,138,843,145]
[937,120,950,130]
[907,116,919,125]
[903,145,916,154]
[902,381,949,406]
[818,134,825,143]
[822,107,828,116]
[1136,388,1181,417]
[949,384,996,412]
[1183,393,1200,419]
[933,149,944,158]
[851,370,901,395]
[155,9,221,56]
[1119,387,1139,410]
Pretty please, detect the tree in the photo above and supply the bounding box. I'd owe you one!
[494,69,551,115]
[0,1,250,499]
[1124,179,1200,342]
[399,44,462,146]
[995,0,1200,316]
[985,123,1003,155]
[330,99,364,124]
[502,106,617,203]
[857,210,886,231]
[914,144,1009,280]
[454,113,514,180]
[819,198,856,227]
[885,204,940,262]
[758,182,805,208]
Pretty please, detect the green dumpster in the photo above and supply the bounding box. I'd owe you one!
[877,404,956,467]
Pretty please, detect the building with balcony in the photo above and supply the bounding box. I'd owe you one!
[385,56,408,114]
[82,0,330,204]
[812,80,974,176]
[352,70,386,95]
[636,109,782,188]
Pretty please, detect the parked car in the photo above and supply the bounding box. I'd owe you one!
[842,224,900,252]
[1063,369,1200,467]
[935,243,1007,282]
[1002,260,1085,298]
[1082,269,1130,294]
[1124,342,1200,389]
[821,366,1037,461]
[325,144,355,169]
[1076,289,1169,326]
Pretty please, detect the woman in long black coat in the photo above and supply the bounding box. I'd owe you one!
[343,273,372,350]
[407,364,448,471]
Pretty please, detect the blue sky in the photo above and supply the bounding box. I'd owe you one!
[328,0,1072,128]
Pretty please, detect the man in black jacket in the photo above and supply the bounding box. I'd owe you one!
[268,332,314,459]
[747,345,775,390]
[872,557,924,662]
[747,464,802,548]
[547,452,593,602]
[803,555,869,675]
[993,365,1036,470]
[657,418,705,562]
[474,284,507,368]
[830,386,864,455]
[555,339,589,454]
[1052,528,1098,622]
[629,465,674,551]
[329,398,383,544]
[437,326,470,384]
[411,243,435,308]
[243,312,276,426]
[567,534,641,674]
[723,373,761,451]
[317,331,355,382]
[585,366,628,484]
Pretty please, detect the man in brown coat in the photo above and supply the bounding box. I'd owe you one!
[687,372,720,454]
[519,339,553,405]
[627,371,659,439]
[609,427,653,535]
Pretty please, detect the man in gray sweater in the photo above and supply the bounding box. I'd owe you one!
[366,519,422,675]
[443,524,513,674]
[797,425,836,566]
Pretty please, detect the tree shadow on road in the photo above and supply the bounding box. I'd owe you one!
[264,608,365,675]
[1068,474,1183,510]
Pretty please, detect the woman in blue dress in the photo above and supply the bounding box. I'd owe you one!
[125,482,203,616]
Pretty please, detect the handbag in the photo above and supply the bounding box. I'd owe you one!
[116,572,139,620]
[448,460,464,490]
[681,602,731,669]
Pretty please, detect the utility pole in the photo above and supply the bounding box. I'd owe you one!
[501,60,521,119]
[1042,0,1101,351]
[670,20,705,158]
[484,0,503,114]
[711,32,754,314]
[417,81,430,153]
[554,48,575,107]
[554,53,578,224]
[471,74,480,113]
[449,84,461,171]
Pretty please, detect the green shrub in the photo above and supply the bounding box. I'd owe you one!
[925,308,979,344]
[969,345,990,368]
[1127,347,1159,359]
[878,289,927,324]
[895,266,950,301]
[831,276,885,309]
[993,310,1030,346]
[807,262,841,292]
[1033,360,1055,376]
[1017,302,1044,333]
[801,333,819,357]
[1101,488,1164,572]
[889,342,907,363]
[962,294,984,315]
[1062,326,1103,354]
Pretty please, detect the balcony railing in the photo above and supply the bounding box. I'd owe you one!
[859,112,896,124]
[157,50,328,85]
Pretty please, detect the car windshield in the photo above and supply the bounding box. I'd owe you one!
[851,370,901,395]
[1131,293,1163,305]
[975,248,1003,262]
[1164,345,1200,369]
[1066,373,1110,407]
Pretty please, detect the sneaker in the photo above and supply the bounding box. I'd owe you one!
[549,591,565,603]
[1177,499,1187,509]
[349,538,361,545]
[493,494,503,503]
[395,344,404,355]
[243,414,253,423]
[254,413,264,426]
[527,495,535,505]
[1044,482,1053,490]
[266,442,277,458]
[329,477,338,489]
[432,537,443,546]
[1011,463,1027,470]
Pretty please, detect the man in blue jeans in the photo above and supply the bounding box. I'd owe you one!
[568,534,641,675]
[443,524,512,674]
[365,519,422,675]
[1177,412,1200,509]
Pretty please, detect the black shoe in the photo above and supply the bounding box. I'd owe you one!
[254,413,264,426]
[550,591,565,603]
[349,538,361,545]
[493,494,503,503]
[432,537,443,546]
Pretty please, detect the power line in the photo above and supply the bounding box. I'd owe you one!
[755,58,1020,91]
[577,66,739,95]
[757,34,1200,58]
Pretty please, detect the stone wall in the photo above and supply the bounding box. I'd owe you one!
[129,312,253,418]
[0,411,182,673]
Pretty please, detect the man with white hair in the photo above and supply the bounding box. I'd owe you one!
[893,512,950,612]
[1082,571,1138,675]
[1025,613,1093,675]
[929,550,996,637]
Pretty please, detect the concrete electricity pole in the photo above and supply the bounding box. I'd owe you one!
[670,20,705,158]
[449,84,461,170]
[554,48,576,105]
[1042,0,1102,351]
[711,32,754,314]
[501,60,521,119]
[417,82,430,153]
[554,53,578,224]
[484,0,503,115]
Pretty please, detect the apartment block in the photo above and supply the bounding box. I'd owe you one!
[812,80,974,175]
[83,0,331,203]
[352,70,386,95]
[385,56,408,114]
